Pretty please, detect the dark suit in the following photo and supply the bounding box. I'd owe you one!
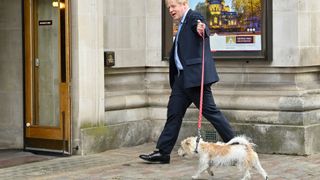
[156,9,235,155]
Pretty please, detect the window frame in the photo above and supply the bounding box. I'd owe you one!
[161,0,273,61]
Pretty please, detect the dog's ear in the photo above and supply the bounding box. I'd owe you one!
[185,139,191,145]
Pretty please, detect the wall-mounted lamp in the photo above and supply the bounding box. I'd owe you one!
[52,1,65,9]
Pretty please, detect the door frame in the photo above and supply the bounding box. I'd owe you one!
[23,0,72,154]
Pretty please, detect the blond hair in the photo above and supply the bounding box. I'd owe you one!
[165,0,189,6]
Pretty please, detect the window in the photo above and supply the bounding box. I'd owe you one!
[162,0,272,60]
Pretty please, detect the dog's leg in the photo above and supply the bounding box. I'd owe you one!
[241,169,251,180]
[206,165,214,176]
[192,160,209,179]
[252,156,268,180]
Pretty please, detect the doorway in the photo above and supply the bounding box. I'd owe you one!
[24,0,71,154]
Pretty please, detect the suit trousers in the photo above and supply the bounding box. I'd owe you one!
[156,72,235,154]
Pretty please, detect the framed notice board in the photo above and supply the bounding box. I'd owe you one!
[162,0,273,60]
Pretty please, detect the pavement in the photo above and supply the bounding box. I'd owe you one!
[0,150,55,169]
[0,143,319,180]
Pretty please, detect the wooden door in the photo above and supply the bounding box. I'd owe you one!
[24,0,71,154]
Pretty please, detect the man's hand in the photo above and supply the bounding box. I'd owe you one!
[197,20,206,37]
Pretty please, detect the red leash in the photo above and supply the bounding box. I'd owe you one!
[198,35,205,130]
[195,34,205,153]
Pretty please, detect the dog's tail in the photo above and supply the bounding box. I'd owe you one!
[226,136,256,147]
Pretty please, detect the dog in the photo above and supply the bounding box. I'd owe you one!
[178,136,268,180]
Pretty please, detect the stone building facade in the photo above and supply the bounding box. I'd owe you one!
[0,0,319,155]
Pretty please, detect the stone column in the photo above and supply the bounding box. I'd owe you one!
[71,0,105,155]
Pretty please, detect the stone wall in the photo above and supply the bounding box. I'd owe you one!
[273,0,320,66]
[0,0,23,149]
[79,0,320,155]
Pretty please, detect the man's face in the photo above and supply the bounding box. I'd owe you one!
[167,0,188,21]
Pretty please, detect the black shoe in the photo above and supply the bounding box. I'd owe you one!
[139,151,170,164]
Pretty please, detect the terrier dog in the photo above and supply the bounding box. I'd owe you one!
[178,136,268,180]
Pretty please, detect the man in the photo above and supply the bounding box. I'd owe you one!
[139,0,235,164]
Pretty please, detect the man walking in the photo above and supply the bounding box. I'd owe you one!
[139,0,235,164]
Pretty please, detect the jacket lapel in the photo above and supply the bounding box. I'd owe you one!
[179,9,192,35]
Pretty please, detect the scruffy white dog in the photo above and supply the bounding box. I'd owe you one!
[178,136,268,180]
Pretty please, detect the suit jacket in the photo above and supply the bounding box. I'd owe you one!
[169,9,219,89]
